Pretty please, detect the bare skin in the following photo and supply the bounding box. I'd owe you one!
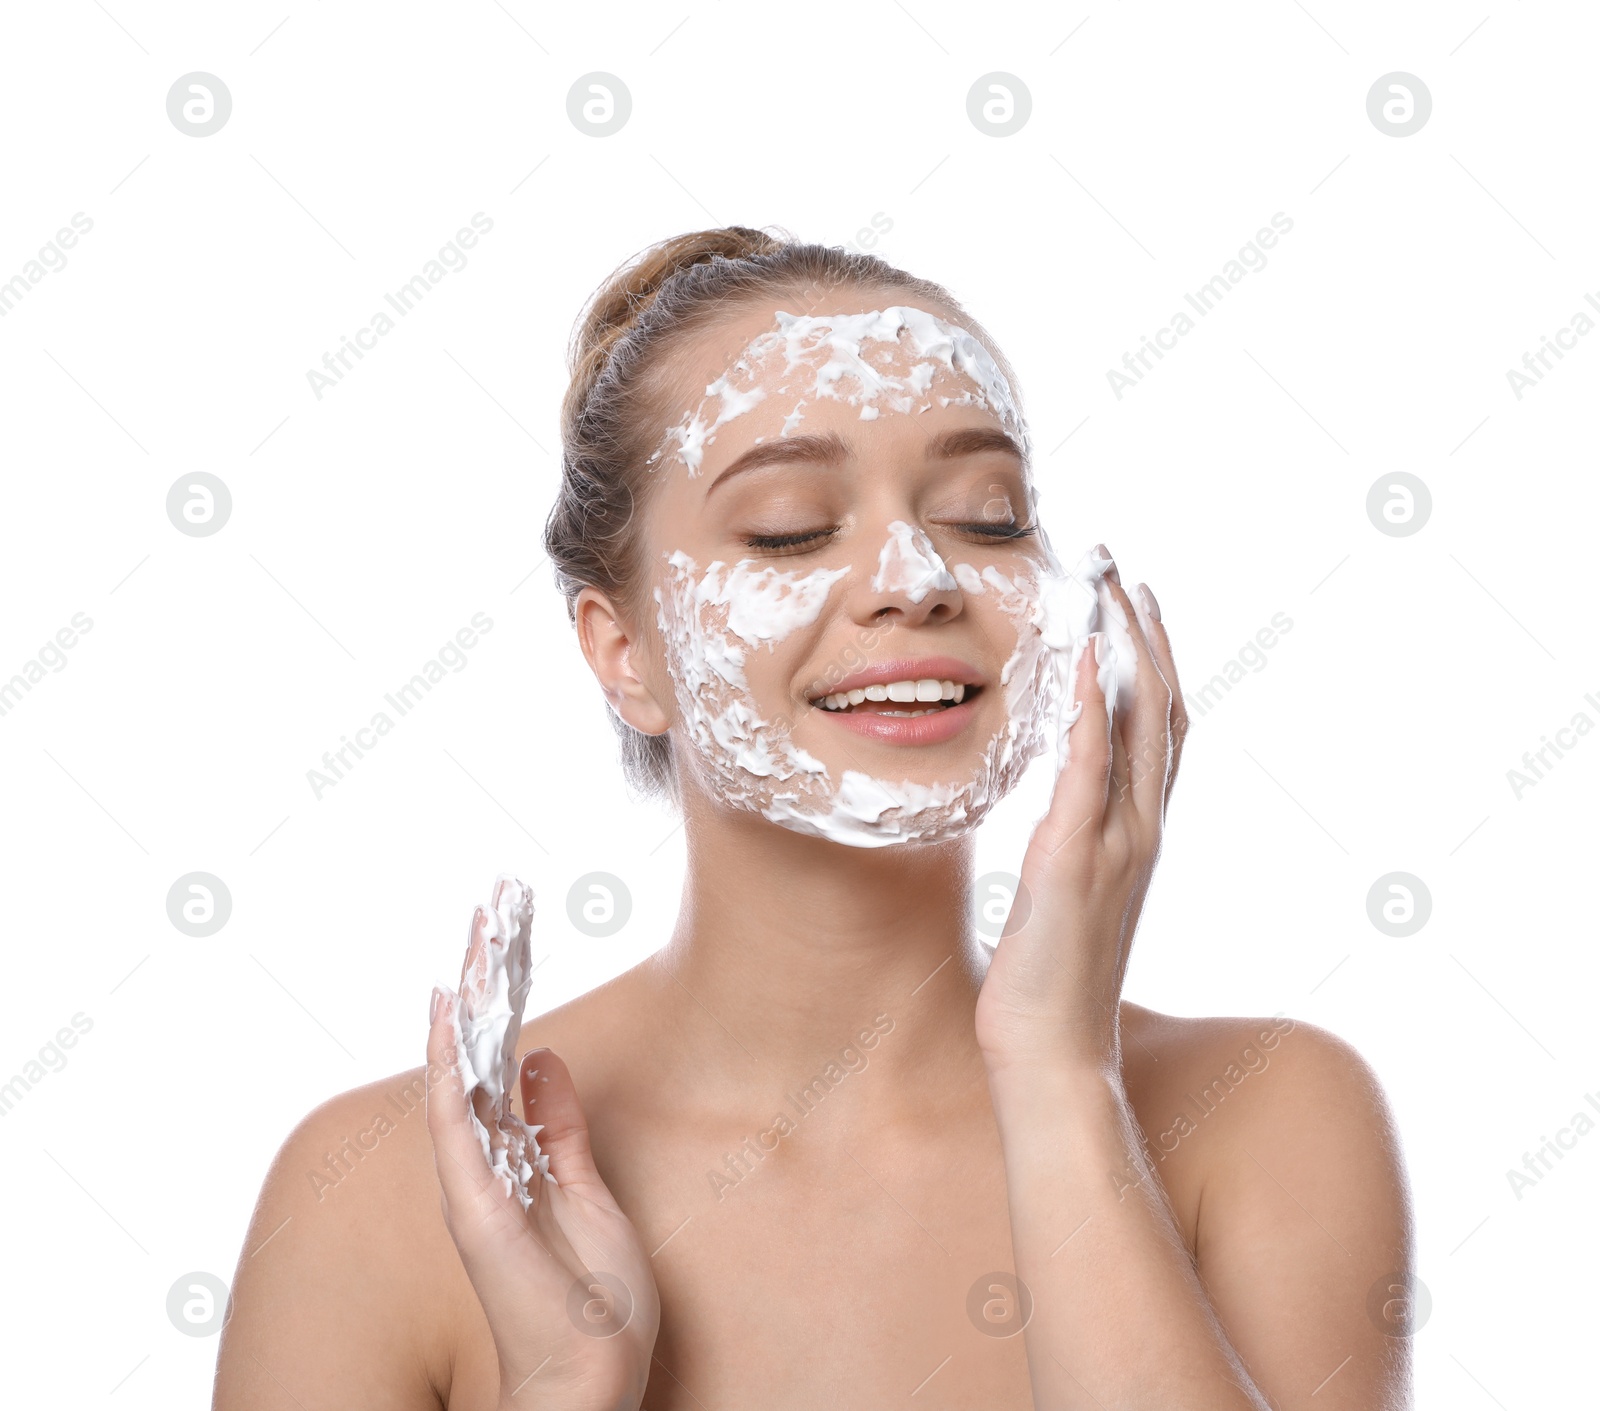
[215,293,1413,1410]
[218,991,1406,1409]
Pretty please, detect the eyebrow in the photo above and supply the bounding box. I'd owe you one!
[704,424,1027,498]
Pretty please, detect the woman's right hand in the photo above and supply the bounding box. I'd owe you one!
[425,878,660,1411]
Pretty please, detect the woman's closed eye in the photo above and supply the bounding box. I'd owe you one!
[740,522,1038,555]
[741,526,842,553]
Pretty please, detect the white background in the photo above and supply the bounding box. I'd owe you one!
[1,2,1594,1406]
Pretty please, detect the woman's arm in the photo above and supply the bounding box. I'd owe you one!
[975,566,1412,1408]
[986,1022,1412,1409]
[1187,1019,1414,1405]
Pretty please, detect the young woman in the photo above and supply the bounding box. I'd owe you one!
[216,227,1413,1410]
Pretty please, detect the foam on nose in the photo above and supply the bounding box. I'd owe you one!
[870,521,958,604]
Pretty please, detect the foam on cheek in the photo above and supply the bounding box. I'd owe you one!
[960,548,1140,774]
[653,539,971,845]
[952,562,986,595]
[652,520,1135,848]
[1041,553,1140,739]
[654,552,844,792]
[860,526,1137,788]
[711,558,854,648]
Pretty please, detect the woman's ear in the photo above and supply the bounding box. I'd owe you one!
[574,587,672,736]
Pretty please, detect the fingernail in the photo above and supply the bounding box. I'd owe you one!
[430,986,441,1023]
[1136,582,1161,622]
[1091,632,1106,668]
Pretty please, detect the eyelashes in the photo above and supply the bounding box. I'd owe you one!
[741,527,839,552]
[741,523,1038,555]
[959,521,1038,541]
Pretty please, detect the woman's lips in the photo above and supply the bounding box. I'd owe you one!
[814,692,979,746]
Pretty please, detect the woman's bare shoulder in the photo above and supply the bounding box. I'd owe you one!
[1116,1006,1412,1397]
[1120,998,1302,1067]
[1116,999,1404,1214]
[1119,1000,1384,1098]
[215,1065,482,1409]
[216,960,672,1408]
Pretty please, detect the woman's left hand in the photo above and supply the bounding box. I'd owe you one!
[974,563,1188,1073]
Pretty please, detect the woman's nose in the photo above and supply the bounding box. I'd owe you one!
[855,520,962,624]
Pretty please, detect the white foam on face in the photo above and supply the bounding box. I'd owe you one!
[655,551,837,791]
[871,521,959,604]
[644,305,1138,849]
[653,305,1031,476]
[654,536,1136,849]
[447,874,555,1206]
[700,556,854,651]
[952,561,986,596]
[974,549,1139,770]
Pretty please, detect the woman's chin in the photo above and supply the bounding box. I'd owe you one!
[748,733,1017,849]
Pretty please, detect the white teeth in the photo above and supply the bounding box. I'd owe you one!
[816,678,976,711]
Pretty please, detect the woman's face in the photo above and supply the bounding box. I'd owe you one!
[633,296,1108,848]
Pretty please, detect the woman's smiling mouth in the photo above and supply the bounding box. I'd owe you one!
[806,657,985,743]
[816,678,975,715]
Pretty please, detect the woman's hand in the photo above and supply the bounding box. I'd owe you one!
[425,877,659,1411]
[974,561,1187,1074]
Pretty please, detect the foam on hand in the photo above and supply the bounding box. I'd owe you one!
[446,874,554,1207]
[1031,547,1140,765]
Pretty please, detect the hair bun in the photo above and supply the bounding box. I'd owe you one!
[570,225,791,377]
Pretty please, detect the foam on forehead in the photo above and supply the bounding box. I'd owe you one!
[648,304,1030,477]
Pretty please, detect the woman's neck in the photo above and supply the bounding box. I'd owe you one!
[643,796,994,1123]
